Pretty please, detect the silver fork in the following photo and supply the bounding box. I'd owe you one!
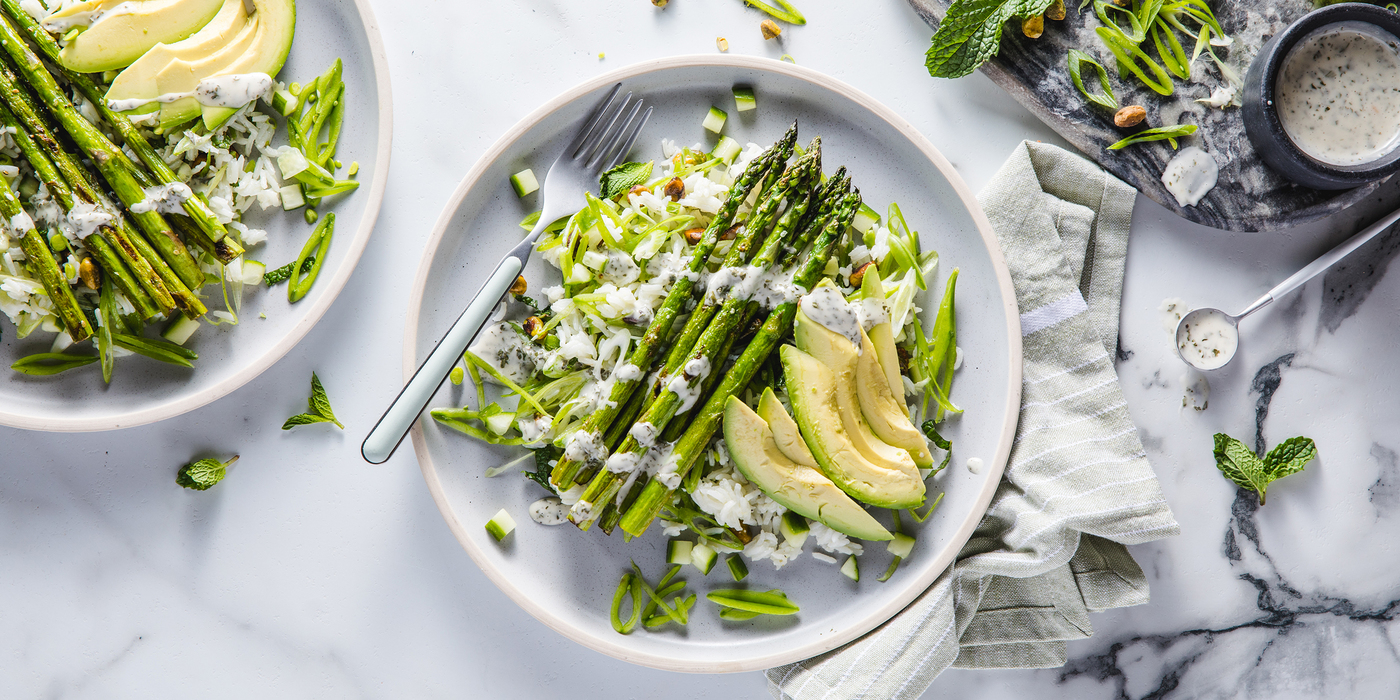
[363,84,651,464]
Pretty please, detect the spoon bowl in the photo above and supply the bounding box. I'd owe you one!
[1175,307,1241,371]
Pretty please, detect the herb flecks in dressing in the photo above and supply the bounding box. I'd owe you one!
[1276,23,1400,166]
[106,73,274,113]
[1176,308,1237,370]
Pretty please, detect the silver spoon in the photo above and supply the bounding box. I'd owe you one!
[1176,204,1400,371]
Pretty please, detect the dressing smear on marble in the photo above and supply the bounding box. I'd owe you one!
[1275,22,1400,166]
[1159,298,1211,410]
[1176,308,1238,370]
[1161,147,1219,207]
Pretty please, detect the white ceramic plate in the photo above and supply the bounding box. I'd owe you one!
[407,55,1021,673]
[0,0,392,431]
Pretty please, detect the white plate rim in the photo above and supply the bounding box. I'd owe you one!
[0,0,395,433]
[405,54,1022,673]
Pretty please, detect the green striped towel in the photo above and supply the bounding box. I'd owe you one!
[767,141,1181,699]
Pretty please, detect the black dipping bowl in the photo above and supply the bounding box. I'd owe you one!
[1242,3,1400,190]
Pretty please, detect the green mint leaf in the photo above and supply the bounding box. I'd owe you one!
[1213,432,1268,495]
[525,444,561,495]
[920,420,953,475]
[282,413,333,430]
[177,455,238,490]
[307,372,343,427]
[1263,436,1317,482]
[925,0,1055,79]
[599,161,654,199]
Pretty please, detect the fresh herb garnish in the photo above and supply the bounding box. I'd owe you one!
[177,455,240,491]
[921,420,954,475]
[525,445,562,494]
[1213,433,1317,505]
[925,0,1056,79]
[613,563,695,633]
[1108,123,1198,150]
[262,258,314,286]
[10,351,98,375]
[1067,49,1119,110]
[599,161,654,199]
[282,372,344,429]
[741,0,807,25]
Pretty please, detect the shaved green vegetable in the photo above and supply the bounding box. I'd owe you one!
[1067,49,1119,110]
[1108,124,1198,150]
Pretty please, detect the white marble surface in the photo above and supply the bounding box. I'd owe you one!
[4,1,1399,698]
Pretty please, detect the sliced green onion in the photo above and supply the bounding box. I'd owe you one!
[10,352,98,375]
[1067,49,1119,110]
[289,213,335,302]
[1108,123,1198,150]
[706,589,800,615]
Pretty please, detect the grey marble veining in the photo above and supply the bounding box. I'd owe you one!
[905,0,1383,232]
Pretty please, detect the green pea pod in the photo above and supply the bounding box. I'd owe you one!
[11,352,98,375]
[1109,124,1198,150]
[610,573,642,634]
[112,333,196,367]
[289,213,335,303]
[98,276,117,383]
[1067,49,1119,110]
[706,589,800,615]
[1096,26,1175,96]
[303,180,360,199]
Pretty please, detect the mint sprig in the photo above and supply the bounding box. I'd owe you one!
[1213,433,1317,505]
[282,372,344,430]
[177,455,240,491]
[925,0,1056,79]
[599,161,653,199]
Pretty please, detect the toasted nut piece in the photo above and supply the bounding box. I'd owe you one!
[664,177,685,201]
[897,345,912,375]
[848,261,875,288]
[78,257,101,290]
[510,275,527,296]
[1022,15,1044,38]
[683,227,705,245]
[1115,105,1147,127]
[1046,0,1066,20]
[652,0,667,6]
[524,316,545,339]
[761,19,781,39]
[720,224,741,240]
[628,184,650,197]
[716,36,729,52]
[731,526,753,544]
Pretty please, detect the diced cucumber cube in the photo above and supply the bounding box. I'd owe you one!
[485,412,514,436]
[887,532,915,559]
[161,315,201,345]
[240,260,266,286]
[710,135,742,163]
[280,185,305,211]
[276,147,310,180]
[702,106,727,134]
[485,509,516,541]
[781,511,809,545]
[732,86,757,112]
[511,169,539,197]
[852,202,880,234]
[668,539,694,565]
[691,543,719,574]
[582,249,608,270]
[567,263,592,284]
[840,555,860,581]
[727,555,749,582]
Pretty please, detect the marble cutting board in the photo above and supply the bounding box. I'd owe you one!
[906,0,1382,232]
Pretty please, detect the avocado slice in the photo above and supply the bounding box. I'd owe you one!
[105,0,251,116]
[780,345,925,509]
[857,268,908,410]
[153,0,296,132]
[55,0,226,73]
[855,328,936,467]
[197,0,296,130]
[756,388,817,468]
[723,396,893,541]
[793,299,924,472]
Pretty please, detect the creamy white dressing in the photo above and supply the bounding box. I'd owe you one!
[629,421,658,448]
[129,182,193,215]
[528,498,571,525]
[666,356,712,413]
[562,429,607,466]
[614,363,642,381]
[1159,297,1190,334]
[8,212,34,234]
[43,1,137,32]
[966,457,984,474]
[1176,308,1238,370]
[557,484,586,506]
[468,322,544,385]
[1276,23,1400,166]
[1181,372,1211,411]
[1161,147,1218,207]
[800,284,863,352]
[600,248,640,285]
[107,73,274,113]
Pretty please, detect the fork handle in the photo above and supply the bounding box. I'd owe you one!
[362,257,524,464]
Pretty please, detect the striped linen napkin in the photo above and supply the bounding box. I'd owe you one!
[767,141,1181,699]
